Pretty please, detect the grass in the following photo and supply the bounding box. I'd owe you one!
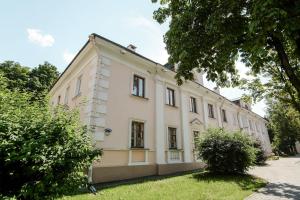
[60,171,266,200]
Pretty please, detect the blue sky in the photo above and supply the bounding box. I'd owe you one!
[0,0,266,116]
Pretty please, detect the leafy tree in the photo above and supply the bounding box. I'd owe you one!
[267,100,300,155]
[0,61,30,91]
[0,61,59,98]
[196,128,256,174]
[28,61,60,94]
[153,0,300,102]
[0,76,101,199]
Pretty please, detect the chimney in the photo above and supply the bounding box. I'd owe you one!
[127,44,137,52]
[194,70,204,85]
[213,86,220,94]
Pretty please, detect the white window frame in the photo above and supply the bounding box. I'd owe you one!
[208,103,215,118]
[128,118,148,165]
[75,75,82,96]
[190,96,197,113]
[129,72,149,99]
[64,86,70,105]
[166,87,176,106]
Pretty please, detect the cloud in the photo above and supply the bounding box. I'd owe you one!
[27,28,55,47]
[63,50,75,63]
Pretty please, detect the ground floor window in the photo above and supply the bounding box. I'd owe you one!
[131,121,144,148]
[168,127,177,149]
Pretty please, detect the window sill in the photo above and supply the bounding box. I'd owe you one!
[190,111,198,114]
[130,148,150,150]
[165,104,178,109]
[130,94,149,100]
[167,149,183,151]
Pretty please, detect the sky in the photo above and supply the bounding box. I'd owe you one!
[0,0,266,116]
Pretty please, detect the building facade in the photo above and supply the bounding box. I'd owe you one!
[49,34,272,183]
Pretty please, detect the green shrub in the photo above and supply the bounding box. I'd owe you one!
[0,80,101,199]
[196,128,256,174]
[253,140,267,165]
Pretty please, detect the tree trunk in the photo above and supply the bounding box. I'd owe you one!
[269,34,300,96]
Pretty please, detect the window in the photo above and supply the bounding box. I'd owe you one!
[168,127,177,149]
[75,76,82,96]
[166,88,175,106]
[222,109,227,122]
[132,75,145,97]
[208,104,214,118]
[190,97,197,113]
[57,95,61,105]
[193,131,200,148]
[249,120,253,131]
[64,87,70,104]
[131,121,144,148]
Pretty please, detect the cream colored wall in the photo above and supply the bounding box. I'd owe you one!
[97,54,156,164]
[49,37,272,169]
[49,47,97,124]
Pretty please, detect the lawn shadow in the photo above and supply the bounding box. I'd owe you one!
[191,171,266,191]
[65,170,202,197]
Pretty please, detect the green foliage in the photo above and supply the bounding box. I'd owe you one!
[0,77,101,199]
[0,61,59,99]
[253,140,267,165]
[153,0,300,109]
[267,100,300,155]
[196,128,256,174]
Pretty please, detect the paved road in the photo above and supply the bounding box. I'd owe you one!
[246,155,300,200]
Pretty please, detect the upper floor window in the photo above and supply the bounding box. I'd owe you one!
[208,104,214,118]
[132,75,145,97]
[131,121,144,148]
[190,97,197,113]
[57,95,61,105]
[221,109,227,122]
[64,87,70,105]
[166,88,175,106]
[249,120,253,131]
[75,75,82,96]
[168,127,177,149]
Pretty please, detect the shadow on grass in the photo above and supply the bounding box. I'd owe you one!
[66,170,202,197]
[192,171,267,191]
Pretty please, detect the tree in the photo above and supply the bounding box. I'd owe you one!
[153,0,300,101]
[28,61,60,94]
[0,61,30,91]
[0,75,101,199]
[267,100,300,155]
[0,61,59,98]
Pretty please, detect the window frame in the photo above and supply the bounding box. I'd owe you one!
[64,86,70,105]
[131,121,145,148]
[208,104,215,118]
[190,97,197,113]
[166,87,175,106]
[132,74,145,98]
[168,127,177,149]
[221,109,227,122]
[75,75,82,96]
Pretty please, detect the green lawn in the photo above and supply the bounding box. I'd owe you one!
[61,172,266,200]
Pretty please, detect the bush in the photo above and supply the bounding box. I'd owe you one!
[0,80,101,199]
[253,140,267,165]
[196,128,256,174]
